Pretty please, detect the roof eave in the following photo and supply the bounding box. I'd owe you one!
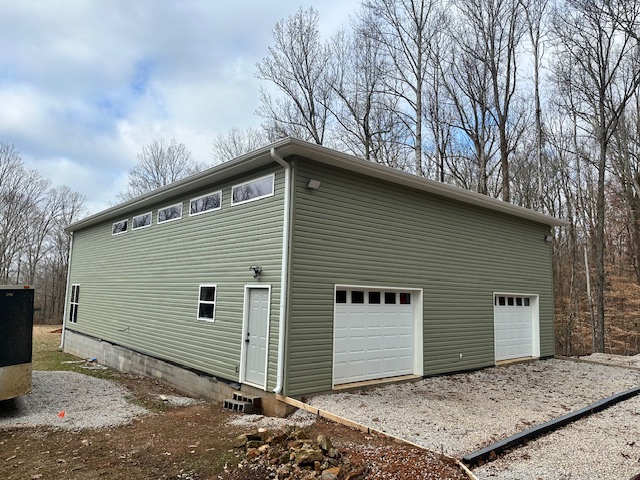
[67,137,568,232]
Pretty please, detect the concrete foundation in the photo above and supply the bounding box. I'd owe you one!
[63,329,293,417]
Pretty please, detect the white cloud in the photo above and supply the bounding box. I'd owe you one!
[0,0,358,215]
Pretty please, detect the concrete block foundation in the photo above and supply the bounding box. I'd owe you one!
[63,329,294,417]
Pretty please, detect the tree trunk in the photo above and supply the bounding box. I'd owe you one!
[593,134,607,353]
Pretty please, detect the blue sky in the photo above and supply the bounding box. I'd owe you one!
[0,1,359,214]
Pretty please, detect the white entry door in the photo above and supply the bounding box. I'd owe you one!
[244,287,270,388]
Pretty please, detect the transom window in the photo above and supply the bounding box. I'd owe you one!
[112,219,128,235]
[190,191,221,216]
[158,203,183,223]
[495,296,530,307]
[231,174,275,205]
[132,212,152,230]
[335,289,412,306]
[197,285,217,321]
[69,284,80,323]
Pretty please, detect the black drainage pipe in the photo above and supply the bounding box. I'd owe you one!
[462,386,640,468]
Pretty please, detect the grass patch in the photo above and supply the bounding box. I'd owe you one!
[32,325,116,380]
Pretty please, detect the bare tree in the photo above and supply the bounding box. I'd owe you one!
[521,0,551,211]
[327,17,411,168]
[552,0,640,353]
[0,142,86,322]
[362,0,442,176]
[256,7,333,145]
[212,127,270,163]
[440,30,499,195]
[118,138,205,201]
[450,0,526,202]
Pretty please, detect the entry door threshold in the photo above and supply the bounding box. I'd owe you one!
[334,374,421,391]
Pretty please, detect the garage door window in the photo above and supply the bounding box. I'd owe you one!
[351,291,364,304]
[336,290,347,303]
[369,292,381,304]
[400,293,411,304]
[495,296,530,307]
[385,292,396,304]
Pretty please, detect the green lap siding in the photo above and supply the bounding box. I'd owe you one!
[285,159,554,396]
[67,166,284,389]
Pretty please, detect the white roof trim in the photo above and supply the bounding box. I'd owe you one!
[67,137,567,232]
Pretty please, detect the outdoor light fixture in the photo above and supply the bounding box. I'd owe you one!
[544,234,553,243]
[307,179,322,190]
[249,266,263,278]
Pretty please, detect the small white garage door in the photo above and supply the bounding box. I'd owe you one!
[333,288,414,385]
[494,295,534,361]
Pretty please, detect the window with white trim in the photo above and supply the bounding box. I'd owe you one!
[158,203,183,223]
[190,191,221,216]
[197,285,216,321]
[132,212,152,230]
[112,219,128,235]
[231,174,274,205]
[69,284,80,323]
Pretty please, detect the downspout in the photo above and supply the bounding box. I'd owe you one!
[270,147,291,394]
[59,232,74,350]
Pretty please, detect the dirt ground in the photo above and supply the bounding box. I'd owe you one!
[0,327,468,480]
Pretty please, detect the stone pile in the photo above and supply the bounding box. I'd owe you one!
[233,427,363,480]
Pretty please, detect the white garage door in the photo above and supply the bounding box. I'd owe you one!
[333,288,414,385]
[494,295,534,361]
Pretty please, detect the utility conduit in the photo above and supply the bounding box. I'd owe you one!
[276,395,479,480]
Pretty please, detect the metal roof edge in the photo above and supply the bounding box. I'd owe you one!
[67,137,568,231]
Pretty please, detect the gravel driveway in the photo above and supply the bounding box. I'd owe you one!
[0,371,148,430]
[307,358,640,479]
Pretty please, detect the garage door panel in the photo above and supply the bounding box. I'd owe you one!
[367,335,382,352]
[494,296,534,362]
[334,288,416,385]
[368,312,383,328]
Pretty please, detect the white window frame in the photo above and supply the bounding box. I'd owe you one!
[69,284,80,323]
[231,173,275,206]
[157,203,183,224]
[197,284,217,322]
[189,191,222,217]
[112,219,128,235]
[132,212,152,230]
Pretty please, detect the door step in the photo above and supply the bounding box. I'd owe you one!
[223,392,262,414]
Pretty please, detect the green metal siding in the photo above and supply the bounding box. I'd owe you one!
[67,165,284,389]
[285,159,554,396]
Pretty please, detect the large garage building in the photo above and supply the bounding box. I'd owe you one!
[62,138,566,406]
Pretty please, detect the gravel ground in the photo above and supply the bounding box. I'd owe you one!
[307,358,640,478]
[474,394,640,480]
[0,371,149,430]
[579,352,640,369]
